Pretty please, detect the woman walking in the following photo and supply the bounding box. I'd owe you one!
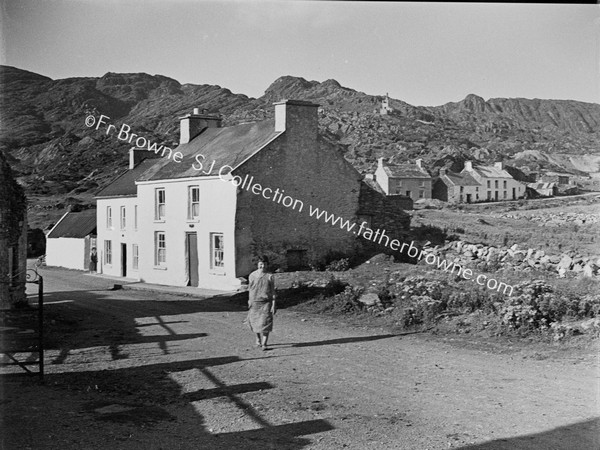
[246,256,276,350]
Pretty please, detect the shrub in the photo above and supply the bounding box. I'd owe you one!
[326,258,351,272]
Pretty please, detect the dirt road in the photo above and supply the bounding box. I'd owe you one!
[1,267,598,449]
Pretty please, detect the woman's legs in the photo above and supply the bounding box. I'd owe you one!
[261,332,269,347]
[255,333,261,346]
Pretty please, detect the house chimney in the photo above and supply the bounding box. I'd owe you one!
[439,168,447,176]
[377,157,385,168]
[179,109,222,145]
[494,161,503,170]
[464,161,473,171]
[365,173,374,181]
[274,99,319,137]
[416,158,423,169]
[129,147,162,169]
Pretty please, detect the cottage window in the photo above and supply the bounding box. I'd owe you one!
[132,244,139,270]
[495,180,498,189]
[503,180,507,189]
[120,206,126,230]
[155,188,166,221]
[154,232,166,266]
[486,180,491,188]
[476,187,479,192]
[503,191,507,199]
[104,240,112,265]
[487,191,492,200]
[460,186,464,193]
[211,233,224,270]
[107,206,112,229]
[418,190,425,198]
[188,186,200,220]
[419,180,425,188]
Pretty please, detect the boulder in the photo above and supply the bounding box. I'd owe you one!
[583,264,595,278]
[557,255,573,270]
[358,292,380,306]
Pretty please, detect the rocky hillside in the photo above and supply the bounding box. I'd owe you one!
[1,66,599,228]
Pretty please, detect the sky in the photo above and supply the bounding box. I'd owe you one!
[1,0,598,106]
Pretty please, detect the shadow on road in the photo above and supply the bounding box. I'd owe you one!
[456,417,600,450]
[272,333,399,348]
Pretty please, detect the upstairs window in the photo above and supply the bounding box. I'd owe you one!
[155,188,166,220]
[120,206,126,230]
[188,186,200,220]
[106,206,112,229]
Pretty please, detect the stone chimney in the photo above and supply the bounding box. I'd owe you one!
[464,161,473,171]
[377,157,385,169]
[274,100,319,139]
[439,168,447,177]
[179,108,222,145]
[494,161,503,170]
[129,147,162,169]
[416,159,424,169]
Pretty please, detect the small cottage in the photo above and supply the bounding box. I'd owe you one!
[432,168,482,203]
[374,158,432,203]
[461,161,525,201]
[45,209,97,271]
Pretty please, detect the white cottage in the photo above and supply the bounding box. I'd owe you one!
[95,101,408,291]
[461,161,525,201]
[45,209,97,270]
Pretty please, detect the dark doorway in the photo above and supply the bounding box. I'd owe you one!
[512,187,516,199]
[121,243,127,277]
[466,194,472,203]
[187,232,199,287]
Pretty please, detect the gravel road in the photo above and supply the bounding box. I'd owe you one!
[1,266,598,449]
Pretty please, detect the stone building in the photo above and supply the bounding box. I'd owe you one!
[374,158,432,203]
[461,161,526,201]
[96,100,411,290]
[432,168,482,203]
[0,153,27,308]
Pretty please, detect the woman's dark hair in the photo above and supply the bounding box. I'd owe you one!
[257,255,269,265]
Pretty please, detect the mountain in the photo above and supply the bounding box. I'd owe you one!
[1,66,599,228]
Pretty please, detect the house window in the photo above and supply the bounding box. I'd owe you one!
[503,180,507,189]
[418,190,425,198]
[120,206,126,230]
[476,187,479,192]
[155,188,166,220]
[420,180,425,187]
[154,232,166,266]
[495,180,498,188]
[134,205,138,230]
[487,180,491,188]
[460,186,464,193]
[106,206,112,229]
[188,186,200,220]
[503,191,507,199]
[104,240,112,265]
[405,190,411,197]
[210,233,224,270]
[487,191,492,200]
[132,244,139,270]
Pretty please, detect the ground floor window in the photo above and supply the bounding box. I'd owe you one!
[155,232,166,266]
[132,244,139,270]
[104,240,112,265]
[210,233,224,270]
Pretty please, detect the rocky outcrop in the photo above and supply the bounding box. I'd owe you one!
[422,240,600,278]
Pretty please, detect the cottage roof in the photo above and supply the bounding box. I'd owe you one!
[138,120,282,181]
[47,209,97,239]
[95,158,158,198]
[466,164,512,179]
[527,182,556,190]
[383,164,431,179]
[441,171,481,187]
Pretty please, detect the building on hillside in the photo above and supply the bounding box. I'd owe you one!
[374,158,432,203]
[45,208,97,271]
[0,153,27,308]
[526,182,557,198]
[432,168,482,203]
[540,172,571,186]
[95,101,411,290]
[461,161,525,201]
[380,93,393,115]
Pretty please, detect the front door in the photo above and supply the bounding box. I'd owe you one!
[466,194,472,203]
[187,232,199,287]
[121,243,127,277]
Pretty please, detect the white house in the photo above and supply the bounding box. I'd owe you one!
[374,158,432,202]
[45,209,97,270]
[461,161,525,201]
[95,101,411,291]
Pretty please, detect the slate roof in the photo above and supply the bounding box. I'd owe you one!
[527,182,556,190]
[383,164,431,179]
[47,209,97,239]
[95,158,158,198]
[466,164,512,178]
[441,171,481,187]
[138,120,283,181]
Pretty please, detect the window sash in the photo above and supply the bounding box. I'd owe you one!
[211,233,224,269]
[155,189,165,220]
[105,240,112,264]
[132,244,139,270]
[155,232,166,265]
[120,206,126,230]
[107,206,112,228]
[188,186,200,219]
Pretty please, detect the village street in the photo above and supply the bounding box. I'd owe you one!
[1,266,598,450]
